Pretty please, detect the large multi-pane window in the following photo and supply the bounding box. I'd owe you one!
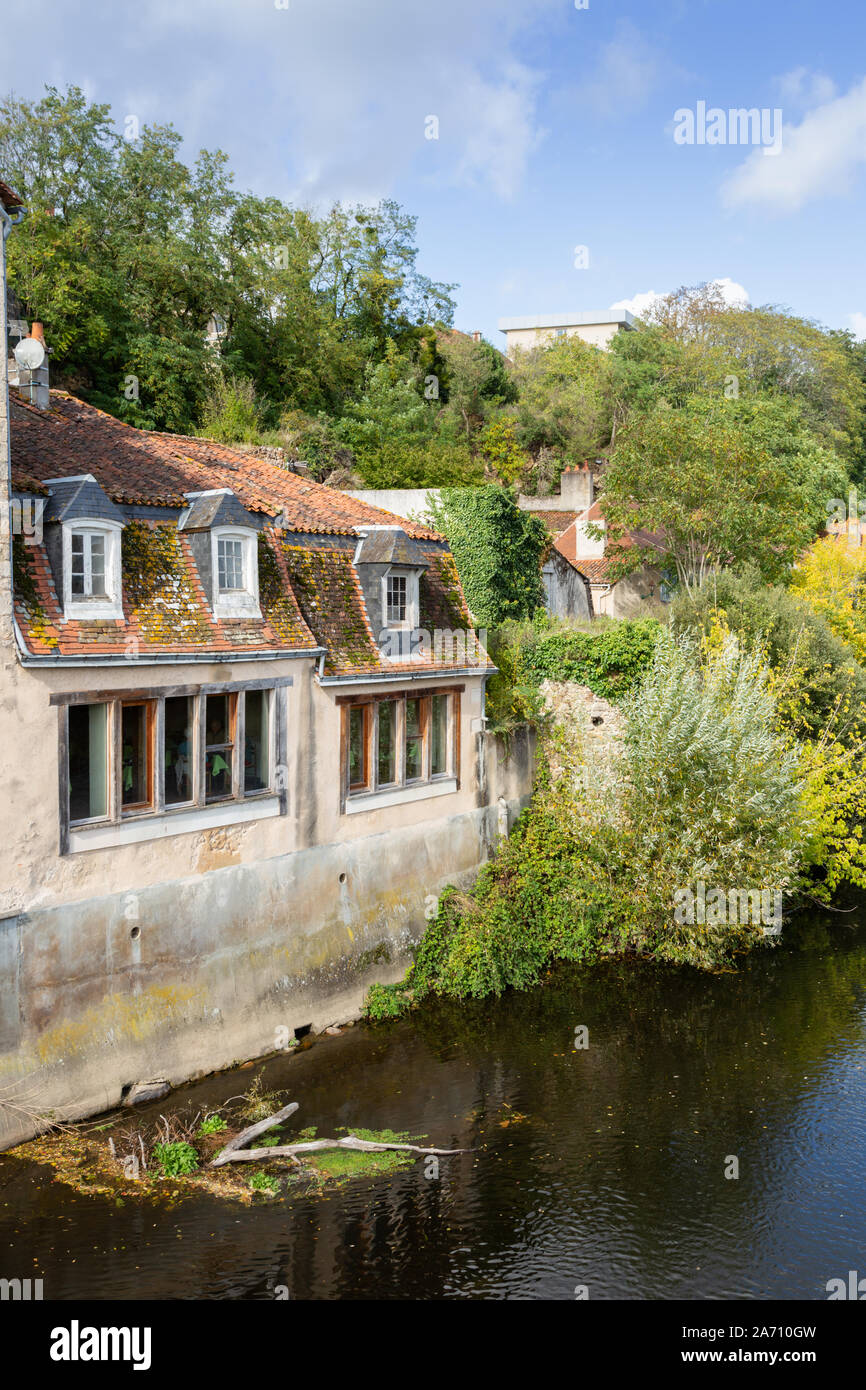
[343,690,458,802]
[64,686,274,829]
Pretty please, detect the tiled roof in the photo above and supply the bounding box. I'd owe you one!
[9,391,488,676]
[280,541,492,678]
[9,392,442,539]
[13,523,318,659]
[532,509,580,536]
[0,179,23,211]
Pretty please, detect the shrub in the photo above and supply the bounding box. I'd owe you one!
[197,1114,227,1137]
[364,981,411,1021]
[152,1141,199,1177]
[248,1170,280,1194]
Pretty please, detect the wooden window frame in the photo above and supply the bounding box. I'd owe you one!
[57,681,286,852]
[339,687,461,807]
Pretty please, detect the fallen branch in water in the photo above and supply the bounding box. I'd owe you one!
[210,1102,299,1165]
[212,1135,467,1166]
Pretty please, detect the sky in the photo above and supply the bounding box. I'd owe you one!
[2,0,865,348]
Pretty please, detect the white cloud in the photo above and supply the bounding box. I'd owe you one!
[0,0,561,205]
[776,67,837,110]
[850,313,866,342]
[570,19,667,118]
[723,74,866,212]
[610,277,749,318]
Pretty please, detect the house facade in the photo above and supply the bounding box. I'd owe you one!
[0,205,532,1148]
[497,310,636,356]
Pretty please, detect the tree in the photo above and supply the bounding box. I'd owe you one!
[437,333,515,438]
[599,395,846,594]
[508,332,612,464]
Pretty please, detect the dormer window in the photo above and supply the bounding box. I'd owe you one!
[178,490,261,621]
[62,520,123,620]
[210,526,259,619]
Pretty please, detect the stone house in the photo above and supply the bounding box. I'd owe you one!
[0,222,532,1146]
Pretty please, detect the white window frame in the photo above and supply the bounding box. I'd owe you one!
[62,519,124,621]
[211,526,260,619]
[381,566,420,631]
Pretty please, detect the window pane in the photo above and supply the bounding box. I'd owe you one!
[377,700,397,785]
[121,704,150,808]
[205,694,233,800]
[218,537,244,591]
[71,533,85,595]
[244,690,270,793]
[431,694,448,776]
[387,574,407,623]
[89,534,106,597]
[68,703,108,822]
[164,696,193,805]
[405,697,423,780]
[349,706,367,788]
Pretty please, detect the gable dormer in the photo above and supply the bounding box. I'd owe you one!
[179,489,261,620]
[353,525,429,658]
[42,474,125,621]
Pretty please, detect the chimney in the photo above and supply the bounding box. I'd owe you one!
[559,461,594,512]
[472,330,481,342]
[17,321,50,410]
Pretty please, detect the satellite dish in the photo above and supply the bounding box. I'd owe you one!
[14,337,45,371]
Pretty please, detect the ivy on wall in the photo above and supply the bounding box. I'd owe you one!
[427,485,547,627]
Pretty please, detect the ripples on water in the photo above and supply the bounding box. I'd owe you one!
[1,911,865,1300]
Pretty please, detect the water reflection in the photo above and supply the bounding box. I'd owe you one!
[1,912,865,1300]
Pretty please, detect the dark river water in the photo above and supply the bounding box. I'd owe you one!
[2,911,866,1301]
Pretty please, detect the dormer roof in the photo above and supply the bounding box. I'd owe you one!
[178,489,254,532]
[354,526,430,569]
[41,474,125,527]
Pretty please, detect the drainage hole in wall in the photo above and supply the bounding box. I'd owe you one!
[339,872,347,884]
[130,925,141,941]
[294,1023,312,1041]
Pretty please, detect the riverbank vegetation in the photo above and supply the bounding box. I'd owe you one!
[9,1069,454,1204]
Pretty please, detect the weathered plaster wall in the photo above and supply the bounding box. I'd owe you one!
[0,726,533,1149]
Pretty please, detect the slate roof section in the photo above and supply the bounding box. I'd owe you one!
[354,526,430,568]
[10,392,442,539]
[42,474,125,527]
[179,489,254,532]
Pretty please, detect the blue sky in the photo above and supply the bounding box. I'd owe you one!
[2,0,865,347]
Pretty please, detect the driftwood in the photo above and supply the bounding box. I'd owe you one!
[212,1135,467,1166]
[209,1101,299,1165]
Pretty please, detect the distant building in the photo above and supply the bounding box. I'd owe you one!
[497,310,635,356]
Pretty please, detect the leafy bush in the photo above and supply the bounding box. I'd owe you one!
[152,1141,199,1177]
[248,1170,280,1194]
[237,1071,288,1124]
[373,630,805,1002]
[197,1114,227,1137]
[364,981,411,1021]
[200,374,266,443]
[357,435,482,487]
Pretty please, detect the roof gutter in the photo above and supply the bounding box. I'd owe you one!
[13,623,326,668]
[318,664,497,687]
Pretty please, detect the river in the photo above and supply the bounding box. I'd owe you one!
[1,909,865,1300]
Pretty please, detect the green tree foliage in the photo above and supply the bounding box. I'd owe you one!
[0,86,456,434]
[509,333,612,466]
[600,395,847,592]
[427,486,547,626]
